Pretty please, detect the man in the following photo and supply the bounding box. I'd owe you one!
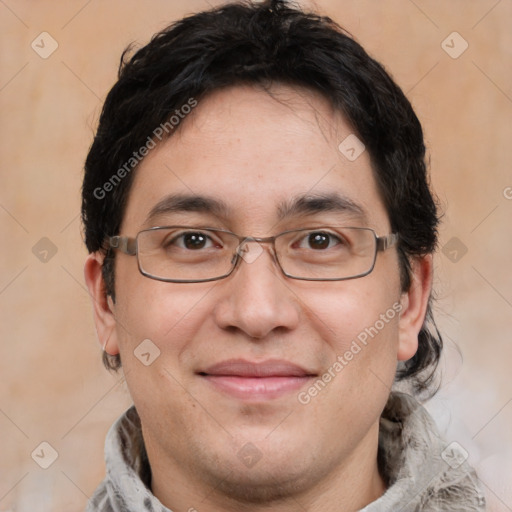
[82,0,486,510]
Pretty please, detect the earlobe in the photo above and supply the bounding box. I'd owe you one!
[397,254,433,361]
[84,252,120,356]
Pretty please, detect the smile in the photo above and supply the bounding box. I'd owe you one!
[198,359,317,400]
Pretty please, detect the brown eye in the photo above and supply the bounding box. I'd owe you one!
[182,232,208,250]
[164,231,217,251]
[308,232,330,250]
[300,231,345,250]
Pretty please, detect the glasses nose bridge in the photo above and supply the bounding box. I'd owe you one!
[243,234,276,244]
[239,234,277,250]
[233,234,279,265]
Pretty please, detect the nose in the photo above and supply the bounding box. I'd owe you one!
[212,241,301,339]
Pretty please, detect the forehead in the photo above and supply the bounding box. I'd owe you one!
[121,84,390,234]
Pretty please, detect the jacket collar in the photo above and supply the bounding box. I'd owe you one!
[361,392,486,511]
[87,392,486,511]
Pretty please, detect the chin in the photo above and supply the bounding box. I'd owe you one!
[192,441,332,506]
[203,463,316,504]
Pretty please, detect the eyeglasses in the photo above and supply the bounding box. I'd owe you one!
[106,226,399,283]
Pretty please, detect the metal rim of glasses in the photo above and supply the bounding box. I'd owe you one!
[106,226,399,283]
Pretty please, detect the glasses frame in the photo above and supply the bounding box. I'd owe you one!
[106,226,399,283]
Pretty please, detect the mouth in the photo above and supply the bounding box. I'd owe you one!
[197,359,317,400]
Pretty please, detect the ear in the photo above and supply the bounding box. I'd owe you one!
[84,252,120,356]
[397,254,433,361]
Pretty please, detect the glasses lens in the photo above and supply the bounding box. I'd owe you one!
[275,227,377,280]
[137,227,237,281]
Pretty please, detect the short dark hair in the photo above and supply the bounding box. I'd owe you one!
[82,0,442,397]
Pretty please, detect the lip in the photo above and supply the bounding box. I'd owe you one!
[198,359,317,400]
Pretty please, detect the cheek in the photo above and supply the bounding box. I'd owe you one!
[114,268,217,363]
[300,280,400,352]
[293,293,401,464]
[113,280,219,423]
[299,291,401,420]
[299,279,402,408]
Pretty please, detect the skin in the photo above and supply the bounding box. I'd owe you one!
[85,84,432,512]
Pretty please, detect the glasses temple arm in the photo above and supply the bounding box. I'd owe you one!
[107,236,137,255]
[376,233,399,251]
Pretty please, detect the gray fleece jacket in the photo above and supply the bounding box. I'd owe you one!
[86,392,486,511]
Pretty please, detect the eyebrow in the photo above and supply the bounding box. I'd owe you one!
[144,191,367,226]
[277,192,367,223]
[144,193,231,225]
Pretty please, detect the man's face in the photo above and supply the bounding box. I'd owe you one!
[102,85,414,500]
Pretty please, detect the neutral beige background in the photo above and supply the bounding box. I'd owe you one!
[1,0,511,511]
